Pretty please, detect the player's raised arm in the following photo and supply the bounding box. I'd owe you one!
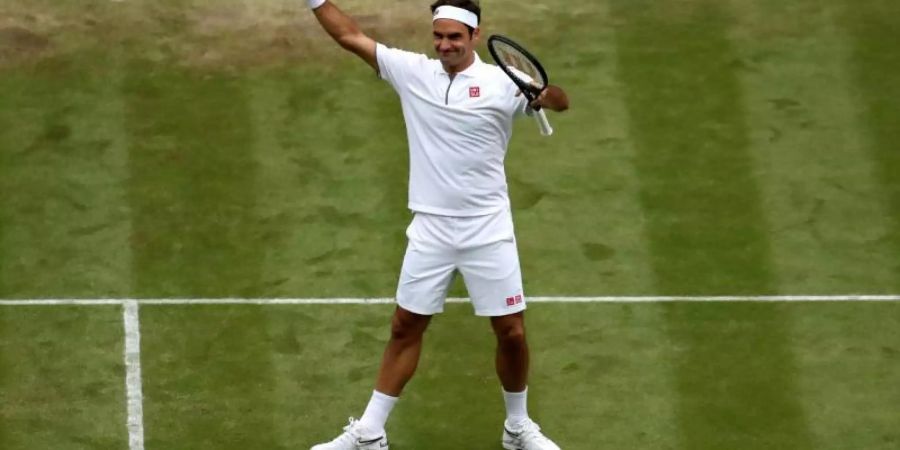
[307,0,377,72]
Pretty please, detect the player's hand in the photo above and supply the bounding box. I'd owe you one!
[528,88,549,109]
[515,82,547,109]
[520,85,569,112]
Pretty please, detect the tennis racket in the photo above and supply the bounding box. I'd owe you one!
[487,34,553,136]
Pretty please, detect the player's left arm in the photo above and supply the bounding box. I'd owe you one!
[532,85,569,112]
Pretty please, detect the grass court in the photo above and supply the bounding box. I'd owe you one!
[1,0,899,448]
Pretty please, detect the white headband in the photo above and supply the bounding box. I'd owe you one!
[432,5,479,29]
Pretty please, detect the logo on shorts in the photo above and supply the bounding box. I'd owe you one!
[505,294,523,306]
[469,86,481,98]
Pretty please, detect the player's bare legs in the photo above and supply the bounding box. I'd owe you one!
[491,311,529,392]
[492,311,560,450]
[310,307,431,450]
[375,306,433,395]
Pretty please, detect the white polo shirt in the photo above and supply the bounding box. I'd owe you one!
[376,43,530,217]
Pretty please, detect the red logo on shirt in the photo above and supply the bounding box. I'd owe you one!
[506,294,523,306]
[469,86,481,98]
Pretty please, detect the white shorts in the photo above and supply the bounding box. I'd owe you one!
[396,208,526,317]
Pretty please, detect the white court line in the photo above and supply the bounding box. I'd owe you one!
[123,300,145,450]
[1,295,899,306]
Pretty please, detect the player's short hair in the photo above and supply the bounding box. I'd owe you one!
[430,0,481,36]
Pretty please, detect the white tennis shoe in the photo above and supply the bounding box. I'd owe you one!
[502,418,561,450]
[310,418,388,450]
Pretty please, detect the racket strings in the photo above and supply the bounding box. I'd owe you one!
[493,43,546,89]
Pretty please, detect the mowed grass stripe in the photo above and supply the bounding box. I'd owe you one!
[612,1,814,448]
[247,74,309,447]
[123,63,262,298]
[0,307,127,449]
[247,62,411,446]
[841,0,900,289]
[0,55,131,298]
[523,303,679,449]
[0,93,5,296]
[263,305,388,448]
[0,55,133,448]
[792,302,900,449]
[138,306,280,449]
[122,54,277,445]
[0,66,17,297]
[612,0,773,296]
[731,3,899,445]
[247,66,407,299]
[732,0,896,294]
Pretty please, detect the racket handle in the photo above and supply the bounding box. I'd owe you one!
[535,108,553,136]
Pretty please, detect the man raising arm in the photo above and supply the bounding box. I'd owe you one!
[305,1,568,449]
[307,0,377,71]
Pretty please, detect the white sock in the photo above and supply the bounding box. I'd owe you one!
[503,387,529,427]
[358,390,398,435]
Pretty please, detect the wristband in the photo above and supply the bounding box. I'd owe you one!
[307,0,326,9]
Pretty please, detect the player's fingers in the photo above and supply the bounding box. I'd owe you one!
[528,90,547,108]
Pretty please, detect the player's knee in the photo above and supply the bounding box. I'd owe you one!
[390,311,427,342]
[495,322,526,346]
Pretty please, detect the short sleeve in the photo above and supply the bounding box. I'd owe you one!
[376,43,429,93]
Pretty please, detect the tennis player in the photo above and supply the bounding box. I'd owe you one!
[306,0,569,448]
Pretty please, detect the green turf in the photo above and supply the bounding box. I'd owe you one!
[790,303,900,448]
[840,0,900,288]
[1,0,896,297]
[611,2,813,447]
[124,63,265,298]
[247,67,411,298]
[728,0,900,294]
[140,305,280,448]
[0,54,132,298]
[1,0,900,449]
[131,303,900,449]
[612,0,776,296]
[0,307,126,449]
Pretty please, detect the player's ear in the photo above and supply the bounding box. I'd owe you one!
[472,27,481,43]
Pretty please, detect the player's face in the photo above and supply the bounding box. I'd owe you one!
[433,19,479,69]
